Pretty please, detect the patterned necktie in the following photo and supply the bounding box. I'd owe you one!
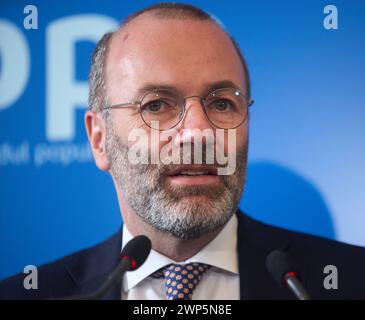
[151,263,211,300]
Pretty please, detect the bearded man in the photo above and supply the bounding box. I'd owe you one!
[1,3,364,300]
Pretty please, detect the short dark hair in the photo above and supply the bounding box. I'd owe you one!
[88,2,251,113]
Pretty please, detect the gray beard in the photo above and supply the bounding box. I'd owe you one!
[105,120,248,240]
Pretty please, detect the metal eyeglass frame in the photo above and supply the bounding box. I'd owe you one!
[103,87,254,130]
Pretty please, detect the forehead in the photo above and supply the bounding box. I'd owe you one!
[106,15,246,98]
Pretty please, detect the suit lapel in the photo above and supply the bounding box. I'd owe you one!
[236,210,295,299]
[65,227,123,299]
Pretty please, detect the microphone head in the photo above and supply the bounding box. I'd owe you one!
[120,235,152,271]
[265,250,299,287]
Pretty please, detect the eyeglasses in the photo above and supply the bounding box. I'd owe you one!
[103,87,254,130]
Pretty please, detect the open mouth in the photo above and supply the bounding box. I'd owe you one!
[165,165,220,185]
[175,171,215,176]
[166,165,217,176]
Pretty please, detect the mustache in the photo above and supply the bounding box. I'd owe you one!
[157,146,230,172]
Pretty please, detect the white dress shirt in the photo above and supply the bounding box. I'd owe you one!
[121,214,240,300]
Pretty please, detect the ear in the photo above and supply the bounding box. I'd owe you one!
[84,111,110,171]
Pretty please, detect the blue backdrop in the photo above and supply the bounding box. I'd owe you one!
[1,0,364,280]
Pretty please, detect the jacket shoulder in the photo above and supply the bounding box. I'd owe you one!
[0,229,122,299]
[238,212,365,299]
[241,212,365,256]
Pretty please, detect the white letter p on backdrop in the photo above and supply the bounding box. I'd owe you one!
[46,15,118,141]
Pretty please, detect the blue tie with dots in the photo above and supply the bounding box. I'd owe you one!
[151,263,211,300]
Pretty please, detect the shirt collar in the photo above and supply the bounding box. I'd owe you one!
[122,213,239,292]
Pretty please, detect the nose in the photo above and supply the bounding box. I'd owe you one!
[179,96,213,130]
[173,96,214,146]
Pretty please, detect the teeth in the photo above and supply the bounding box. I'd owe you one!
[179,171,209,176]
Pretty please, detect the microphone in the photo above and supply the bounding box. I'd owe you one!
[58,235,151,300]
[266,250,311,300]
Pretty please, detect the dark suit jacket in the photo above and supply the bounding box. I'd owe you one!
[1,210,365,299]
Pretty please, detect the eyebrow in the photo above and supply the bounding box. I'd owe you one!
[135,80,242,99]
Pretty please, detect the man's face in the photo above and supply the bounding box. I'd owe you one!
[104,16,249,240]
